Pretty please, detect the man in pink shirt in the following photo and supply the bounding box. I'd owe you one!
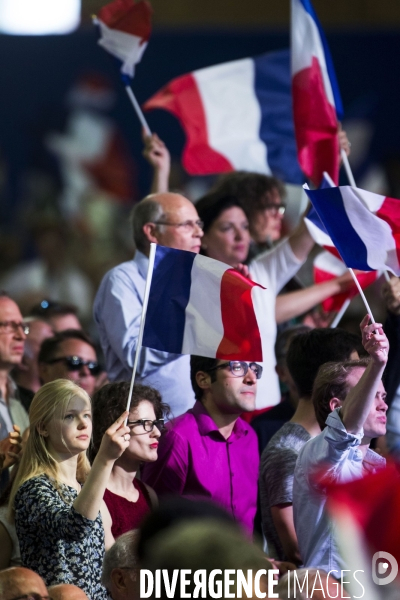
[142,356,261,534]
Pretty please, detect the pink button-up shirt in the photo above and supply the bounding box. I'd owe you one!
[142,401,259,534]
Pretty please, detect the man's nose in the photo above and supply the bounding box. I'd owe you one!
[244,368,257,384]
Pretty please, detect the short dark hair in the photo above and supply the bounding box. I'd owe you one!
[286,328,364,398]
[190,356,219,401]
[210,171,286,221]
[90,381,170,461]
[195,193,245,234]
[274,324,311,366]
[312,357,370,429]
[38,329,96,364]
[28,300,79,320]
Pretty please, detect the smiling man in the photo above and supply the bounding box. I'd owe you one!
[94,192,204,417]
[142,356,261,534]
[0,293,29,441]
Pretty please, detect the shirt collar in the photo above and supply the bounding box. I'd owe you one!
[191,401,249,440]
[133,250,150,280]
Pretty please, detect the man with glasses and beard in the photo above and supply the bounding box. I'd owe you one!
[142,356,261,534]
[38,330,102,397]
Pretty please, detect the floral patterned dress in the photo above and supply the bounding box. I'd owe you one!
[14,475,108,600]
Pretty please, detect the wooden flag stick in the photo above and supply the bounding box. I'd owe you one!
[348,268,375,323]
[125,243,157,415]
[125,85,151,136]
[340,148,356,187]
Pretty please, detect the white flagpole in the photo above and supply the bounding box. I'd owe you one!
[340,148,356,187]
[348,268,375,323]
[330,297,351,328]
[125,86,152,136]
[125,242,157,414]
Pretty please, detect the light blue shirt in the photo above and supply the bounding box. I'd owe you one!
[93,250,195,417]
[293,409,385,573]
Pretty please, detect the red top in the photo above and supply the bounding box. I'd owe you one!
[104,479,152,538]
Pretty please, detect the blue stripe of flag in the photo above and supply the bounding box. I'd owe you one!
[254,50,304,185]
[143,245,196,354]
[306,187,371,271]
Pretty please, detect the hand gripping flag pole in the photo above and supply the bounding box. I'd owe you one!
[125,242,157,415]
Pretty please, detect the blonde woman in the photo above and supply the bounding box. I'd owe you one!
[9,379,130,600]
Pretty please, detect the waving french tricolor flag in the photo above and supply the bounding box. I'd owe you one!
[143,50,304,184]
[142,246,264,361]
[291,0,343,186]
[94,0,152,79]
[305,185,400,275]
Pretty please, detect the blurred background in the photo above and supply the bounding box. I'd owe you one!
[1,0,399,330]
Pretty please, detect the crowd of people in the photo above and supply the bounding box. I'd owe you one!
[0,130,399,600]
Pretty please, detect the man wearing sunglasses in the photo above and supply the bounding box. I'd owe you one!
[38,330,102,397]
[142,357,261,534]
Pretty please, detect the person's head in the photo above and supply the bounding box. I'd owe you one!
[0,293,27,372]
[274,325,311,402]
[12,317,54,389]
[38,329,100,397]
[47,584,89,600]
[312,358,387,439]
[91,382,169,465]
[211,172,286,244]
[286,328,364,400]
[9,380,91,512]
[141,519,271,599]
[28,300,82,332]
[195,193,250,265]
[190,356,260,415]
[102,530,139,600]
[0,566,48,600]
[131,193,203,256]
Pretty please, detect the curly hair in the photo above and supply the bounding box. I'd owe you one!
[90,382,170,461]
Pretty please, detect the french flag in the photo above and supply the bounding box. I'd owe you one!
[142,246,264,361]
[291,0,343,186]
[94,0,152,79]
[143,50,304,184]
[313,251,378,312]
[305,185,400,275]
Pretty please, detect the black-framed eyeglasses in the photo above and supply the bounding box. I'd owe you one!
[10,595,53,600]
[153,219,204,232]
[0,320,30,335]
[263,204,286,216]
[127,419,165,432]
[207,361,263,380]
[45,355,101,376]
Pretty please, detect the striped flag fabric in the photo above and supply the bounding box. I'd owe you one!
[143,50,304,184]
[291,0,343,186]
[305,185,400,275]
[142,245,264,361]
[94,0,152,79]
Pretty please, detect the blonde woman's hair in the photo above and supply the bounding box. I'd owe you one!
[9,379,91,516]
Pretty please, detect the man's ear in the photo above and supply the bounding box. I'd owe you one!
[195,370,212,391]
[142,222,159,244]
[110,568,127,591]
[329,397,343,412]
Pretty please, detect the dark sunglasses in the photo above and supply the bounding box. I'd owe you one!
[46,355,101,376]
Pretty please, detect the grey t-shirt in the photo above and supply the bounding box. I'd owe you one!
[259,422,311,560]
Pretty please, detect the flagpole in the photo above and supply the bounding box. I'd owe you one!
[124,85,152,136]
[340,148,356,187]
[348,268,375,323]
[330,297,351,328]
[125,242,157,414]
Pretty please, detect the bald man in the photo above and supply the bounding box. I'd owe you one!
[48,583,89,600]
[94,193,203,416]
[0,567,48,600]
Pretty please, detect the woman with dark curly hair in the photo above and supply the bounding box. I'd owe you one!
[91,381,170,538]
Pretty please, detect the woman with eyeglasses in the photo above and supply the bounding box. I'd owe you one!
[9,379,131,600]
[90,381,170,539]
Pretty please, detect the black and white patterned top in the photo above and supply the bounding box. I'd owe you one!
[14,474,108,600]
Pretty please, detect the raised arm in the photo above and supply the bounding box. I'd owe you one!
[142,133,171,194]
[341,315,389,434]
